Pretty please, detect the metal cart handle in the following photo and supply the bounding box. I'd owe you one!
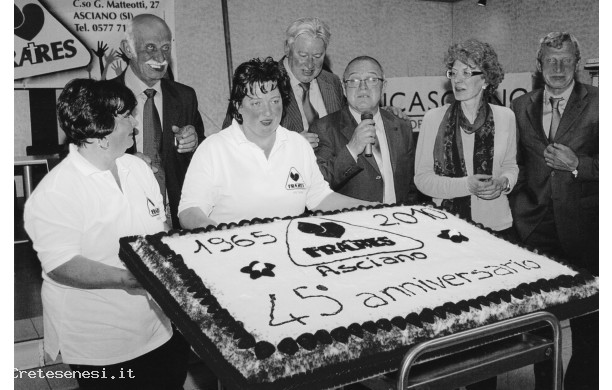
[397,311,562,390]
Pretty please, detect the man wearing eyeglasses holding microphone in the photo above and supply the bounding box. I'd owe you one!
[310,56,418,204]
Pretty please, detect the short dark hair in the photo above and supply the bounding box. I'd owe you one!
[228,57,291,124]
[444,39,504,95]
[57,79,137,147]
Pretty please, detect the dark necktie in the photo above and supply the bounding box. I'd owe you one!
[143,89,166,201]
[373,132,381,157]
[548,97,563,142]
[299,82,319,127]
[371,128,382,168]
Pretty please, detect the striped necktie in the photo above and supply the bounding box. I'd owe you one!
[299,82,319,127]
[143,89,166,201]
[548,97,563,142]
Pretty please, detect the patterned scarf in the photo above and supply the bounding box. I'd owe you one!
[433,99,495,219]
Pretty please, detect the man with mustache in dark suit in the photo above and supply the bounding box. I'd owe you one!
[113,14,205,229]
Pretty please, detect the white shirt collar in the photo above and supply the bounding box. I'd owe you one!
[347,106,381,124]
[544,80,574,103]
[283,57,319,90]
[124,66,162,96]
[68,144,101,176]
[69,144,130,177]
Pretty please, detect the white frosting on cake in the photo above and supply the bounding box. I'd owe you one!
[160,205,577,346]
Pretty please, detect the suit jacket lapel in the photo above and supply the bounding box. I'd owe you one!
[554,83,588,141]
[284,88,305,132]
[339,107,380,174]
[526,89,548,141]
[318,73,337,113]
[278,59,305,132]
[161,80,176,132]
[161,80,180,157]
[381,111,399,175]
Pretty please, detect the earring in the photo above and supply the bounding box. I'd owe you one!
[98,138,110,150]
[482,85,487,90]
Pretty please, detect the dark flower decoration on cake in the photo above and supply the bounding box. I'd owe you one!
[241,261,276,279]
[438,229,469,243]
[298,221,345,238]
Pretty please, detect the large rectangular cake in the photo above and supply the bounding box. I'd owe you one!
[119,204,598,390]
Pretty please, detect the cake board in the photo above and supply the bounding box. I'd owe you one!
[119,204,598,390]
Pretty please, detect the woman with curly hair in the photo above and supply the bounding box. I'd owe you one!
[415,39,518,240]
[414,37,518,390]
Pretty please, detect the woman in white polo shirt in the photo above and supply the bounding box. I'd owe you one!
[179,57,373,229]
[24,79,189,389]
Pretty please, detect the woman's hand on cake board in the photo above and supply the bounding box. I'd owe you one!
[178,207,218,229]
[47,255,143,290]
[315,192,378,212]
[121,270,143,290]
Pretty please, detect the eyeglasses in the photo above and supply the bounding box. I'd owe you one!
[446,69,484,79]
[543,57,575,66]
[343,77,384,88]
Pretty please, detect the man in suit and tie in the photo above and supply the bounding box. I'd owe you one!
[275,17,344,147]
[510,32,598,390]
[310,56,418,204]
[221,17,404,147]
[114,13,205,229]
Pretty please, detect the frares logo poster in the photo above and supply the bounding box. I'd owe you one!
[14,0,175,88]
[14,1,91,80]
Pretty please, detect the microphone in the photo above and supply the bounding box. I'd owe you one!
[361,112,374,157]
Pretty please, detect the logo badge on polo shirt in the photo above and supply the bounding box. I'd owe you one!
[286,167,305,190]
[147,198,161,217]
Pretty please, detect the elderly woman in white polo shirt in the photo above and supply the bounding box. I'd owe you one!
[24,79,189,390]
[179,57,372,229]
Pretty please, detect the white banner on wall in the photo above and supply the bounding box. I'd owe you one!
[14,0,175,88]
[382,73,533,132]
